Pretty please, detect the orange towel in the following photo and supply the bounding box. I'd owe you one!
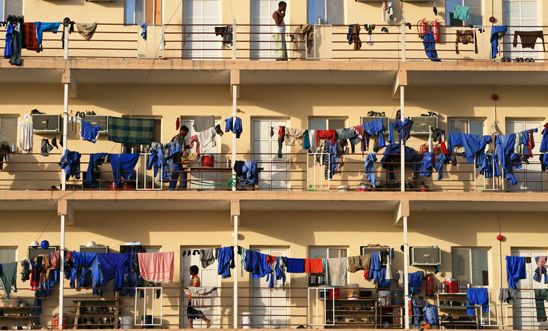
[305,258,324,274]
[138,252,174,283]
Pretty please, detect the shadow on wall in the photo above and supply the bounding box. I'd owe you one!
[3,153,61,190]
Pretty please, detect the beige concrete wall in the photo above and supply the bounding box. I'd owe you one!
[0,209,546,327]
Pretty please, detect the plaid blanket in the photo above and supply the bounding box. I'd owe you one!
[108,117,155,144]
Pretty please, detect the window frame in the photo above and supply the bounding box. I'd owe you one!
[307,0,344,25]
[0,0,4,22]
[308,116,347,131]
[451,246,490,287]
[124,0,145,26]
[445,0,483,27]
[448,117,485,135]
[308,245,348,286]
[0,115,18,147]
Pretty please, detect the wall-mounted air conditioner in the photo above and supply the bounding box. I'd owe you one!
[410,116,438,135]
[83,115,109,134]
[79,245,109,253]
[411,246,441,266]
[32,114,63,133]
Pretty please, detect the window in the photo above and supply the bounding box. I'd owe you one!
[308,117,346,131]
[451,247,489,286]
[446,0,482,26]
[307,0,344,24]
[0,247,16,264]
[125,0,162,25]
[448,118,484,135]
[122,116,162,153]
[0,0,23,21]
[125,0,145,25]
[308,246,347,286]
[0,116,17,147]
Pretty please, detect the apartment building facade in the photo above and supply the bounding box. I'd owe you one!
[0,0,547,329]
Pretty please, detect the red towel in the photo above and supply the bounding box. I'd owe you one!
[305,258,324,274]
[266,255,277,265]
[23,23,39,51]
[315,130,336,146]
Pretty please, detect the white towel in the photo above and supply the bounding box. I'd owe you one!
[327,257,347,287]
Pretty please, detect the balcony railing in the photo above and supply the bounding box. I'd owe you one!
[1,23,547,62]
[4,283,542,329]
[1,149,547,192]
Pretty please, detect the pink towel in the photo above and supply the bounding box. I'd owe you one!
[138,252,174,283]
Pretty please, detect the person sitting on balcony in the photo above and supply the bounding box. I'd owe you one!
[187,265,212,328]
[169,125,190,190]
[272,1,288,61]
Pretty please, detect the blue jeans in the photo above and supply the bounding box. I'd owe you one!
[169,162,188,190]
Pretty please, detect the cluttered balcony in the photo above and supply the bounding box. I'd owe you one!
[1,114,548,193]
[1,19,547,64]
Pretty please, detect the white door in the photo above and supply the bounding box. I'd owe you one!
[251,119,290,190]
[183,0,221,59]
[503,0,542,60]
[180,118,223,190]
[250,247,290,328]
[505,120,543,191]
[511,248,548,330]
[180,247,220,328]
[250,0,290,59]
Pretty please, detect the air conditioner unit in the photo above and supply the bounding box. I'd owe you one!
[28,246,58,259]
[83,115,109,134]
[361,246,391,256]
[32,114,62,133]
[362,117,391,132]
[410,116,438,135]
[79,245,109,253]
[411,246,441,266]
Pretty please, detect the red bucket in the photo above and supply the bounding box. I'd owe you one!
[201,155,214,167]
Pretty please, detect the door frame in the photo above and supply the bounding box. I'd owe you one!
[179,245,221,328]
[249,246,291,329]
[183,0,223,59]
[502,0,543,59]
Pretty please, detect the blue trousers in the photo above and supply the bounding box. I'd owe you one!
[169,162,188,189]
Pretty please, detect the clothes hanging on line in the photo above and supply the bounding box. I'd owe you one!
[455,30,478,54]
[35,22,61,52]
[490,26,508,59]
[76,22,98,41]
[225,117,242,138]
[506,256,526,289]
[466,287,489,316]
[137,252,174,283]
[513,31,545,50]
[327,258,347,287]
[0,262,18,299]
[423,32,441,62]
[81,120,102,143]
[22,22,38,51]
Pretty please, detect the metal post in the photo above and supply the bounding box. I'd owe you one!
[233,215,239,328]
[232,19,237,60]
[400,81,410,330]
[59,214,66,329]
[400,86,405,192]
[403,216,410,329]
[231,84,238,192]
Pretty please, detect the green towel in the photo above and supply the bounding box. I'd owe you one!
[453,5,471,21]
[108,117,156,145]
[0,262,17,299]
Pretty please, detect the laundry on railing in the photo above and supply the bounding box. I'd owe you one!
[455,30,478,54]
[81,120,102,143]
[490,25,508,59]
[108,117,156,145]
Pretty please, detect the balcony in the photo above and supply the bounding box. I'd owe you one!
[0,23,547,64]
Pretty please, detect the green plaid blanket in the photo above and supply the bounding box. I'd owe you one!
[108,117,155,144]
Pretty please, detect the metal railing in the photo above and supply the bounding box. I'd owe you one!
[1,149,547,192]
[4,284,545,329]
[1,22,547,62]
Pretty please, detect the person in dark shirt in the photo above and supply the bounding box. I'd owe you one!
[169,125,189,190]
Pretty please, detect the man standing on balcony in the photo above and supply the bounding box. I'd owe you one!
[169,125,190,190]
[272,1,288,61]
